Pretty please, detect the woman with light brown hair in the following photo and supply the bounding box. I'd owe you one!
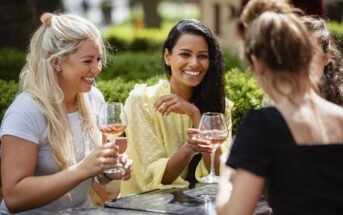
[217,8,343,215]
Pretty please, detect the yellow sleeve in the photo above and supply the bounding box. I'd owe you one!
[194,98,234,180]
[121,86,188,196]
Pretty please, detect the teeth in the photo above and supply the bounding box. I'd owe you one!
[83,77,94,81]
[184,71,200,76]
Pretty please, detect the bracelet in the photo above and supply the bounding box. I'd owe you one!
[103,172,113,181]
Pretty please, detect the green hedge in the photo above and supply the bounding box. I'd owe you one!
[1,68,264,134]
[99,51,164,81]
[0,80,20,121]
[0,48,26,82]
[104,24,169,52]
[225,68,265,133]
[327,21,343,53]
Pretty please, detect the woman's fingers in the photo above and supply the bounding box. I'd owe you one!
[120,156,133,180]
[158,99,177,115]
[187,135,213,153]
[153,95,174,111]
[187,128,200,136]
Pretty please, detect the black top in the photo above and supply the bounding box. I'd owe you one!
[227,107,343,215]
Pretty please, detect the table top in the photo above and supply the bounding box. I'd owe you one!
[105,183,271,215]
[47,208,163,214]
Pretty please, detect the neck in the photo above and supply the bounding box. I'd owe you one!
[264,69,313,105]
[64,91,78,113]
[169,78,193,101]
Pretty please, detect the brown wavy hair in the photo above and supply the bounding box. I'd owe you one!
[303,16,343,105]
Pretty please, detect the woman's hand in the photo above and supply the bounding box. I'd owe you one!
[77,143,120,180]
[154,94,200,117]
[185,128,214,154]
[154,94,202,127]
[105,154,133,181]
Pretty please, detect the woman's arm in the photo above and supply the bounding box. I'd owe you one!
[2,135,119,213]
[217,167,265,215]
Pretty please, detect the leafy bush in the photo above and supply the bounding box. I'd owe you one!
[222,48,244,70]
[0,80,20,121]
[225,68,266,133]
[96,76,162,103]
[327,21,343,53]
[104,24,169,52]
[0,48,26,82]
[100,51,164,81]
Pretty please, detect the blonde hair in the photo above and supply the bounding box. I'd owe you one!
[20,13,104,170]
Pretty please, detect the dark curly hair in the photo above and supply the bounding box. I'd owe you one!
[303,16,343,105]
[162,19,226,114]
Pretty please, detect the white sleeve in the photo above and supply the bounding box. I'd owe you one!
[0,93,45,144]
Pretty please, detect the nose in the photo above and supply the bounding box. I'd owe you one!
[91,61,102,75]
[189,56,200,68]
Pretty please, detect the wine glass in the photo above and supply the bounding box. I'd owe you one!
[98,102,127,174]
[198,112,228,183]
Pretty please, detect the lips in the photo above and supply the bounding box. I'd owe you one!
[82,77,94,85]
[184,71,200,76]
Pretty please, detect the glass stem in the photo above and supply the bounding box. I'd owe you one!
[209,152,216,176]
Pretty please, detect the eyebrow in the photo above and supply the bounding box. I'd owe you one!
[80,55,101,58]
[179,48,208,53]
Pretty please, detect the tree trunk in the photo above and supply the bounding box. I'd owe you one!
[0,0,64,51]
[141,0,161,28]
[0,0,38,50]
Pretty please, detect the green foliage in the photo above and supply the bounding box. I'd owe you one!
[0,80,20,121]
[222,48,244,70]
[96,76,162,103]
[327,21,343,53]
[100,51,164,81]
[104,24,169,52]
[0,48,26,82]
[225,68,266,133]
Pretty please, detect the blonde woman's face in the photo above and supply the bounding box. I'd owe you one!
[164,34,209,90]
[57,39,102,96]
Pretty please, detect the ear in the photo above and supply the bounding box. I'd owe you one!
[50,57,61,72]
[164,48,171,66]
[251,55,265,76]
[324,50,332,66]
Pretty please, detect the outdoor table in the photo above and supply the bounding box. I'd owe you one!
[104,183,271,215]
[47,183,271,214]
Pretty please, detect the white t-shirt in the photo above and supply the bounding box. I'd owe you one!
[0,87,104,215]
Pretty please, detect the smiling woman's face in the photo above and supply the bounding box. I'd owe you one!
[164,33,209,90]
[56,39,102,96]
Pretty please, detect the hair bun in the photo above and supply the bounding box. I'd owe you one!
[40,13,53,27]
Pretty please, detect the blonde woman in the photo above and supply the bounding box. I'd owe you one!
[0,13,132,214]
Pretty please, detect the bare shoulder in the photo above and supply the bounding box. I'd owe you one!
[319,99,343,134]
[322,100,343,119]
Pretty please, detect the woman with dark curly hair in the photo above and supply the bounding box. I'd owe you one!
[120,19,233,196]
[303,16,343,106]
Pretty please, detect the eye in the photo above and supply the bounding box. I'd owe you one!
[83,60,92,63]
[180,52,190,57]
[199,54,209,59]
[97,58,101,62]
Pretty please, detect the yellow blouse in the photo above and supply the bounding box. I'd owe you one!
[120,80,233,197]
